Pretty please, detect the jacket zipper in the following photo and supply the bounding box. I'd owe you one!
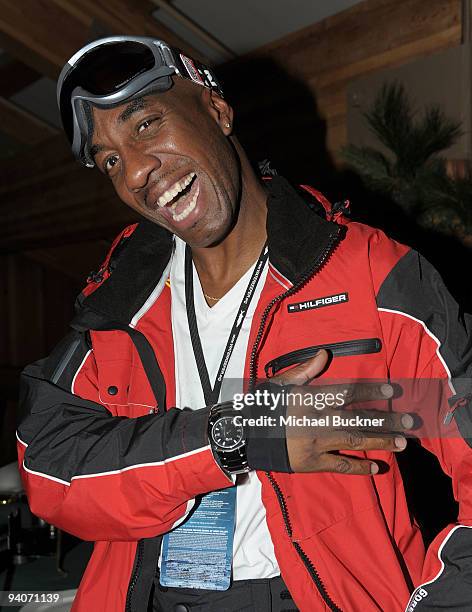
[265,338,382,377]
[443,392,472,425]
[266,472,342,612]
[248,227,343,612]
[125,539,144,611]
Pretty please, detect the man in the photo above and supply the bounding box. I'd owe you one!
[17,36,472,611]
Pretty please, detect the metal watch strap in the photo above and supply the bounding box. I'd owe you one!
[208,401,250,475]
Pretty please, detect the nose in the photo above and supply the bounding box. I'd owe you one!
[123,146,161,194]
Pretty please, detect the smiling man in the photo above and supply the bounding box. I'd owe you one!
[88,74,269,301]
[17,36,472,612]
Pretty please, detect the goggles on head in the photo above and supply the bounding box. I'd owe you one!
[57,35,224,167]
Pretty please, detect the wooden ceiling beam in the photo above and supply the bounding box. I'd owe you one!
[226,0,460,86]
[0,97,59,145]
[0,1,87,79]
[58,0,210,62]
[150,0,236,60]
[0,0,208,81]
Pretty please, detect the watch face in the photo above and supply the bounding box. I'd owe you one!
[211,416,244,450]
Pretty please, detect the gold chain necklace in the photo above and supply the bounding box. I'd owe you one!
[203,292,221,302]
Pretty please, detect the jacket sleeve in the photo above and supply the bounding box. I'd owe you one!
[371,235,472,610]
[16,330,231,542]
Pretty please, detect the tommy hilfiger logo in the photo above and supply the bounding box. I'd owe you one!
[287,292,349,313]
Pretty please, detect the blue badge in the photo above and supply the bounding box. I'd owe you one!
[160,487,237,590]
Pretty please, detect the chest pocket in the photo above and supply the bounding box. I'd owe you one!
[92,326,165,417]
[265,337,382,377]
[96,359,158,417]
[96,358,132,414]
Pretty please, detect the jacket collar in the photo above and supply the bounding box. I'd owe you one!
[73,177,341,329]
[265,177,340,285]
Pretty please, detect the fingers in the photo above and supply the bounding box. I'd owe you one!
[328,409,415,433]
[373,410,414,431]
[300,452,378,475]
[315,430,407,453]
[339,382,394,405]
[288,382,395,411]
[271,350,329,386]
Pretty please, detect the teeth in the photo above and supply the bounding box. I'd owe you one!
[171,185,200,222]
[156,172,195,207]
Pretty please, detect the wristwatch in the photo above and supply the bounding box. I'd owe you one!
[208,401,250,475]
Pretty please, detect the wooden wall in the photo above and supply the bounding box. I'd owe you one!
[222,0,462,180]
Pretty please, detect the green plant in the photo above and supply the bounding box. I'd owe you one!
[341,82,472,242]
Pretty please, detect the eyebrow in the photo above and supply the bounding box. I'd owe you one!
[90,143,105,158]
[118,97,147,123]
[90,97,148,160]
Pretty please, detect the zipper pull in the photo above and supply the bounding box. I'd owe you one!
[444,395,471,425]
[87,268,105,284]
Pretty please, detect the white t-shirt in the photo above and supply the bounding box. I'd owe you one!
[170,236,280,580]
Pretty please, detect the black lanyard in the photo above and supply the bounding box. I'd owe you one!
[184,243,269,406]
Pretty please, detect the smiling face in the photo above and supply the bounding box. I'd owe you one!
[89,78,241,247]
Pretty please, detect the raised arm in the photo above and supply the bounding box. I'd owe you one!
[17,329,231,542]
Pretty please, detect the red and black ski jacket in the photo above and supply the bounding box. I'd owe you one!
[17,177,472,611]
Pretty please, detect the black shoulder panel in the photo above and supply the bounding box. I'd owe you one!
[406,526,472,610]
[377,249,472,380]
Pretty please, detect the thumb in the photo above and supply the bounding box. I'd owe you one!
[271,349,329,386]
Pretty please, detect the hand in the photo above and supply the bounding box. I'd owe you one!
[272,350,414,475]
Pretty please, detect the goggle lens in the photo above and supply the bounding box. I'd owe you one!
[59,41,157,143]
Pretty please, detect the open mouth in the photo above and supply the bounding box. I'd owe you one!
[155,172,199,223]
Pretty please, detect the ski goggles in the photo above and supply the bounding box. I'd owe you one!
[57,36,224,167]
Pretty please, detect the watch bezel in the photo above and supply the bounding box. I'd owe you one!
[210,415,245,452]
[208,401,250,475]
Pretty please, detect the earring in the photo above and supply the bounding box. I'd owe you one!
[225,122,231,128]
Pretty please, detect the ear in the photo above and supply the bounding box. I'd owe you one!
[203,88,234,135]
